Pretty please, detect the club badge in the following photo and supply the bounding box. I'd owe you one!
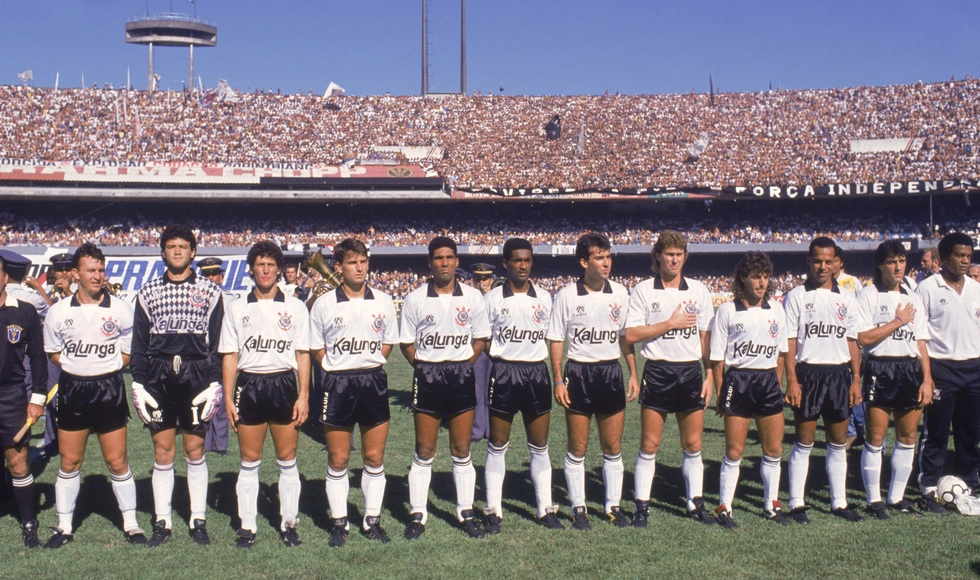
[189,287,207,308]
[532,304,547,325]
[100,316,120,338]
[455,306,471,327]
[768,319,779,339]
[6,325,23,344]
[609,303,622,323]
[835,302,848,322]
[372,313,386,333]
[278,311,293,331]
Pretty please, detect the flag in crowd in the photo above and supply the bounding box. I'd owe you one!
[17,70,33,83]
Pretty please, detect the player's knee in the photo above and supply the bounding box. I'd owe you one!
[566,441,588,457]
[681,438,702,454]
[449,442,471,458]
[105,459,130,476]
[6,456,30,478]
[361,448,384,469]
[414,445,436,461]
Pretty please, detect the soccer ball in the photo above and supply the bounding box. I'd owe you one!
[936,475,970,507]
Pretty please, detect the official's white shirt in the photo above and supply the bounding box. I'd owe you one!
[710,299,788,370]
[626,275,712,362]
[310,286,399,371]
[784,278,858,365]
[219,289,311,373]
[43,291,133,376]
[400,281,490,363]
[547,279,628,363]
[916,273,980,360]
[5,282,49,318]
[485,282,551,362]
[856,282,930,358]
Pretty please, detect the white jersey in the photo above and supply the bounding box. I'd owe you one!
[5,282,49,318]
[626,275,712,362]
[856,282,930,358]
[784,278,858,365]
[43,291,134,376]
[916,273,980,360]
[310,286,399,371]
[485,282,551,362]
[709,299,788,370]
[399,281,490,363]
[218,289,311,373]
[547,279,628,363]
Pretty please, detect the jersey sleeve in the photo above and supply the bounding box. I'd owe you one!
[218,300,239,354]
[697,283,713,331]
[844,293,860,340]
[292,300,311,351]
[911,293,931,342]
[129,293,151,384]
[783,288,801,338]
[708,303,729,362]
[470,292,490,339]
[625,283,646,329]
[382,295,399,345]
[854,285,876,335]
[118,299,135,355]
[399,293,419,344]
[207,293,225,382]
[308,299,327,352]
[43,304,64,355]
[546,290,568,342]
[25,308,48,396]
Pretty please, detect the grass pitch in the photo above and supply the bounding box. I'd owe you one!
[2,355,979,579]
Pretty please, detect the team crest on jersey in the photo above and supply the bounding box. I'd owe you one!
[768,319,779,339]
[455,306,471,327]
[609,303,623,323]
[371,313,386,333]
[188,287,208,308]
[834,303,848,322]
[682,301,698,315]
[100,316,120,338]
[651,302,661,313]
[532,304,547,324]
[575,306,587,316]
[277,311,293,331]
[6,325,23,344]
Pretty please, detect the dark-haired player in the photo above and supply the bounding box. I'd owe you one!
[709,252,789,529]
[482,238,562,533]
[916,232,980,510]
[548,233,638,530]
[310,238,398,546]
[783,236,863,523]
[220,241,310,548]
[855,240,932,518]
[42,243,145,547]
[0,251,48,547]
[400,236,491,539]
[130,225,225,546]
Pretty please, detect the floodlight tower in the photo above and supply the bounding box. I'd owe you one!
[125,12,217,91]
[421,0,467,95]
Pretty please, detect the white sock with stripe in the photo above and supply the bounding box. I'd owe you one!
[361,464,386,528]
[236,460,261,532]
[634,451,657,502]
[826,442,848,510]
[861,442,883,504]
[484,442,508,516]
[528,443,554,518]
[452,454,476,520]
[185,456,208,524]
[152,462,175,528]
[787,441,812,510]
[888,441,916,505]
[408,453,433,524]
[564,452,586,509]
[761,455,781,512]
[326,465,350,520]
[55,469,81,534]
[681,450,704,511]
[111,468,140,533]
[718,455,741,511]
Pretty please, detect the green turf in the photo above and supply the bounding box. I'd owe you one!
[2,355,979,579]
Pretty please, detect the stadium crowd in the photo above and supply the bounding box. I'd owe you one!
[1,78,978,189]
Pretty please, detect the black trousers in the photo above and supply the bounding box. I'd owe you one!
[918,358,980,489]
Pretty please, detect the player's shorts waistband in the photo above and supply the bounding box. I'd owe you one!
[489,357,547,367]
[726,367,777,374]
[325,365,384,376]
[864,355,913,363]
[568,358,620,367]
[796,362,849,371]
[415,360,471,366]
[646,359,701,367]
[239,369,295,379]
[60,369,123,382]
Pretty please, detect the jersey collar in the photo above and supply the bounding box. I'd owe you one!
[69,290,111,308]
[247,288,287,303]
[336,286,375,302]
[734,299,772,311]
[576,279,613,295]
[873,281,908,295]
[427,280,464,297]
[803,276,841,293]
[502,282,537,298]
[1,294,18,308]
[652,274,689,291]
[163,270,198,285]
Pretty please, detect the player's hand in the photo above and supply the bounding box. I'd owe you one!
[894,302,915,325]
[848,380,863,408]
[668,304,697,330]
[626,375,639,402]
[192,382,223,423]
[554,381,571,409]
[292,396,309,426]
[225,399,240,433]
[700,377,713,409]
[26,402,44,424]
[918,378,934,407]
[784,380,802,408]
[132,382,159,424]
[714,397,725,418]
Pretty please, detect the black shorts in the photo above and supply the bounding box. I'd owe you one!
[720,367,783,419]
[863,356,922,412]
[639,360,704,413]
[796,362,852,423]
[412,361,475,416]
[234,370,298,426]
[488,359,552,419]
[57,371,129,433]
[316,366,389,428]
[564,359,625,416]
[0,382,28,447]
[144,357,212,433]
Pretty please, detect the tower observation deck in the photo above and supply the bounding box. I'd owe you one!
[125,13,217,92]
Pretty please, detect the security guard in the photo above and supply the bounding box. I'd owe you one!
[198,257,236,454]
[470,262,496,442]
[46,253,75,303]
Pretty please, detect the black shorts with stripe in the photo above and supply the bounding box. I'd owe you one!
[796,362,852,423]
[57,371,129,433]
[144,357,212,433]
[316,366,389,428]
[863,356,922,412]
[0,382,28,447]
[564,359,625,416]
[488,359,552,419]
[639,360,704,414]
[719,367,783,419]
[412,360,475,416]
[234,370,298,426]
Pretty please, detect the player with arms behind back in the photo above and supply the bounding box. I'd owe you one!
[310,239,399,547]
[220,241,310,549]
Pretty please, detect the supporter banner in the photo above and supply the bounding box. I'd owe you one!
[721,179,978,199]
[456,188,701,199]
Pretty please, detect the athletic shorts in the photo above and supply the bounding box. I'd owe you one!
[795,362,852,423]
[316,366,389,428]
[719,367,783,419]
[863,356,922,412]
[564,359,625,416]
[487,359,552,419]
[144,357,212,433]
[412,360,475,416]
[234,370,298,426]
[57,371,129,433]
[0,382,28,447]
[639,360,704,413]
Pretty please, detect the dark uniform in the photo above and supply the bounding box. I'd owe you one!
[470,262,496,441]
[198,257,235,454]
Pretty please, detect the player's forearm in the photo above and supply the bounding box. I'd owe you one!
[295,351,311,398]
[624,321,677,345]
[847,339,861,379]
[619,336,637,377]
[221,353,239,396]
[549,340,564,383]
[400,343,417,366]
[710,360,725,393]
[857,318,904,348]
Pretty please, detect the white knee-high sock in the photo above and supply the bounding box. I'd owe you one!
[888,442,916,505]
[826,442,848,510]
[564,452,586,509]
[278,458,301,529]
[185,456,208,524]
[361,464,386,526]
[861,442,883,504]
[760,455,781,511]
[326,466,350,520]
[718,455,741,511]
[55,469,81,534]
[408,453,433,524]
[681,450,704,511]
[452,454,476,520]
[528,443,554,518]
[787,441,812,510]
[152,462,175,528]
[111,468,140,533]
[602,453,624,514]
[484,442,508,516]
[634,451,657,502]
[237,460,261,532]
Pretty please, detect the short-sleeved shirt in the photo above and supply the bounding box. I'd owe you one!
[310,286,399,371]
[43,291,134,376]
[218,289,310,373]
[783,278,858,365]
[915,273,980,361]
[626,275,712,362]
[546,279,629,363]
[4,283,49,319]
[400,281,490,363]
[709,299,788,370]
[855,282,930,358]
[0,294,47,397]
[485,282,551,362]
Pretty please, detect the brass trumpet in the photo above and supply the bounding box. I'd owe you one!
[303,249,342,309]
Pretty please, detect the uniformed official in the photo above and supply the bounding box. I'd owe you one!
[469,262,496,442]
[199,256,236,454]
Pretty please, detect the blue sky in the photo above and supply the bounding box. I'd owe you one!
[3,0,977,96]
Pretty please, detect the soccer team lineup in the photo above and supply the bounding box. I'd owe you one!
[3,221,979,552]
